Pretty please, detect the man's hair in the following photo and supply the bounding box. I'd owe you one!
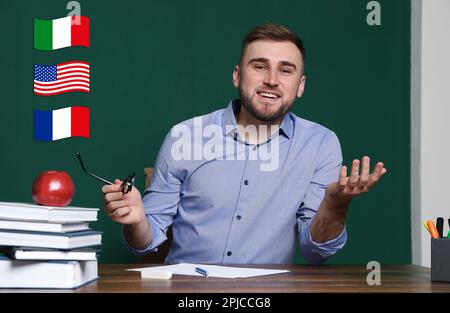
[240,23,305,63]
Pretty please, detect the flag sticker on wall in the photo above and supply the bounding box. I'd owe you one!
[34,61,90,96]
[34,16,90,50]
[34,106,90,141]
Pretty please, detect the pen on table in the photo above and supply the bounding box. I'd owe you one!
[436,217,444,238]
[195,267,209,277]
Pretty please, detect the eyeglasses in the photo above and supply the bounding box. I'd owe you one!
[76,152,135,194]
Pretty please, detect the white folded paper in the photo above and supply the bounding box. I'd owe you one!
[141,270,173,280]
[128,263,289,278]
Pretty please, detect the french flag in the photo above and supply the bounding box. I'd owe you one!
[34,106,90,141]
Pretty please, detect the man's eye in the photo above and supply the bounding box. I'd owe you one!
[281,68,293,74]
[254,64,266,70]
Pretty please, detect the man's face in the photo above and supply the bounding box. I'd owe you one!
[233,40,306,123]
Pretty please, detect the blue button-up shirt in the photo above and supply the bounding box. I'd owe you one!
[123,99,347,264]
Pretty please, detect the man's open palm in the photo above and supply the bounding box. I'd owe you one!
[327,156,387,202]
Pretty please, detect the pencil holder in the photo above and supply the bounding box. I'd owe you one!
[431,238,450,282]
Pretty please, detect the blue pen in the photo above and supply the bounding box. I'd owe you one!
[195,267,209,277]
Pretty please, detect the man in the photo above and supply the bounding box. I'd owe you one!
[102,24,386,264]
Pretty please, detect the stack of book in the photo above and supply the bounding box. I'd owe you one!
[0,201,101,289]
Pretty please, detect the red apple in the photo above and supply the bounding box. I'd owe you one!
[32,170,75,207]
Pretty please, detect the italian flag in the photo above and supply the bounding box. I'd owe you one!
[34,16,90,51]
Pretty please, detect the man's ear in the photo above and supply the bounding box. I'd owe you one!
[297,75,306,98]
[232,65,240,88]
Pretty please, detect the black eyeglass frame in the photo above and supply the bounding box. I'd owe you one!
[76,152,135,194]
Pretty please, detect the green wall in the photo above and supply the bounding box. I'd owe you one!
[0,0,410,264]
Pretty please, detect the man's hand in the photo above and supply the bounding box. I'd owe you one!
[310,156,387,243]
[326,156,387,207]
[102,180,153,250]
[102,179,146,226]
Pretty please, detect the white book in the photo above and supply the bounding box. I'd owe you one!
[0,202,98,222]
[0,230,102,249]
[3,247,98,261]
[0,219,90,233]
[0,258,98,289]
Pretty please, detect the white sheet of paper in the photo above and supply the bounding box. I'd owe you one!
[141,270,173,280]
[127,263,289,278]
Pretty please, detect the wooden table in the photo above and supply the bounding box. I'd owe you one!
[72,264,449,293]
[1,264,449,293]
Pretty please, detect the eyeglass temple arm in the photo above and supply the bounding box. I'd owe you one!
[76,152,114,185]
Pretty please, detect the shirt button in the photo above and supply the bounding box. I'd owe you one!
[236,215,241,220]
[227,251,232,256]
[244,180,249,185]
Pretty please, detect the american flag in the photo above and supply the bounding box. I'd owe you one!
[34,61,90,96]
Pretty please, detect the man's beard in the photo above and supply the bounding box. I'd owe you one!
[239,88,294,123]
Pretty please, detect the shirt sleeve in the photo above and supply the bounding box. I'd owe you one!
[121,128,183,256]
[297,130,348,265]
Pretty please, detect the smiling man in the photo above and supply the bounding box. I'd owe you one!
[102,23,387,264]
[235,39,305,126]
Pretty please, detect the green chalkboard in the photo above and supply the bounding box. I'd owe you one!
[0,0,410,264]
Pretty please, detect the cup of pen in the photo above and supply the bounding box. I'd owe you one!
[431,238,450,282]
[426,219,450,282]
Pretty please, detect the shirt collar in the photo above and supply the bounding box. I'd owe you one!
[222,99,240,136]
[222,99,293,139]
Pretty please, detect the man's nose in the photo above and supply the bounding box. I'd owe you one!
[263,69,280,87]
